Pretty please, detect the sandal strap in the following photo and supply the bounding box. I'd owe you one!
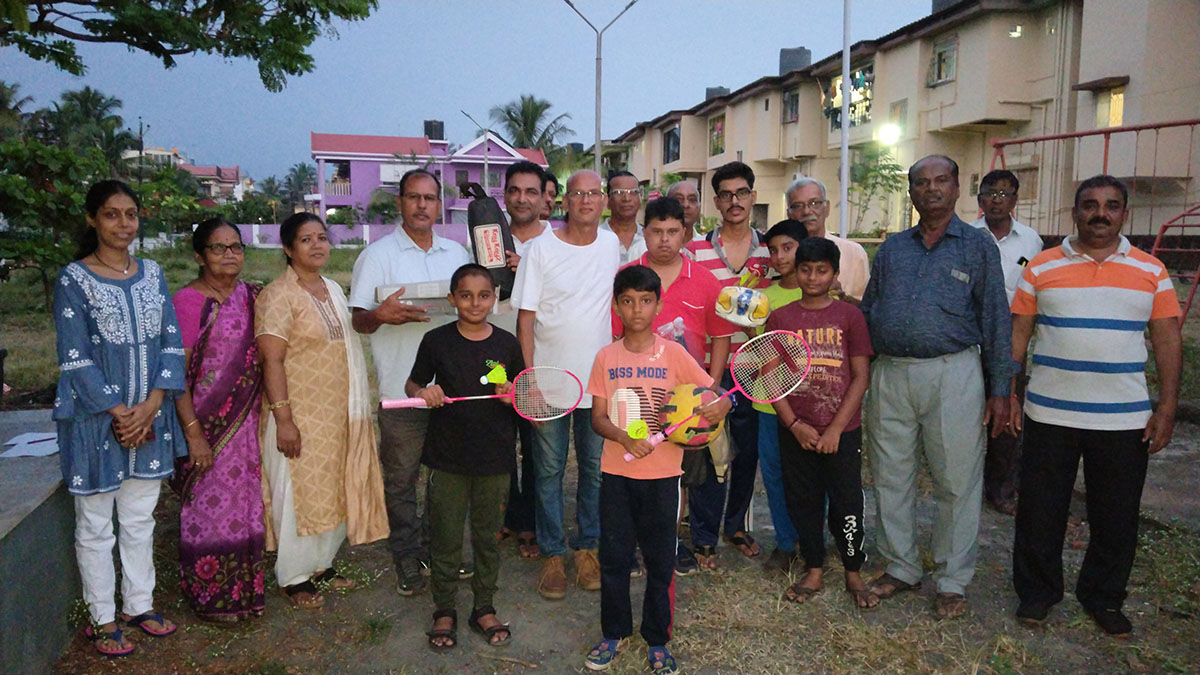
[283,580,319,596]
[432,608,457,621]
[470,605,497,621]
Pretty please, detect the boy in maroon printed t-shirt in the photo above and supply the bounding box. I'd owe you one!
[766,237,878,610]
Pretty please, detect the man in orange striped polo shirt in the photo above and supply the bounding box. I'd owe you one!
[1010,175,1182,637]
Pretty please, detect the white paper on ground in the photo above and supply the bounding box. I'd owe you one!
[1,432,59,457]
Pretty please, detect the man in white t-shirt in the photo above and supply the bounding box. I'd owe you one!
[348,169,470,595]
[784,176,871,302]
[496,160,552,558]
[600,170,646,264]
[511,169,620,600]
[970,169,1043,515]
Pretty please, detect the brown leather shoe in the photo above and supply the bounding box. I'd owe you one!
[538,556,567,600]
[573,549,602,591]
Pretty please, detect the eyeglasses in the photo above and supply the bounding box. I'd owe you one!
[205,242,245,255]
[715,187,753,203]
[609,188,641,198]
[788,199,828,211]
[566,190,605,200]
[981,190,1015,200]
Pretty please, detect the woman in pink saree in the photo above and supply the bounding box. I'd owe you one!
[171,218,266,622]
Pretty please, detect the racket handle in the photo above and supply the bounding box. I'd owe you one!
[622,431,669,462]
[380,397,428,410]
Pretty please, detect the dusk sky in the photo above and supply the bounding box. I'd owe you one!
[0,1,930,181]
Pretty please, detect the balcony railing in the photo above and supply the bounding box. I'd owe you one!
[828,98,873,131]
[325,181,351,196]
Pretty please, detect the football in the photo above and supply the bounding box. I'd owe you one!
[658,384,724,448]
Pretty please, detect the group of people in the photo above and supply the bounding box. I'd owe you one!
[52,149,1180,671]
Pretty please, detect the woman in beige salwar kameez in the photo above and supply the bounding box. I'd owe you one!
[255,213,387,608]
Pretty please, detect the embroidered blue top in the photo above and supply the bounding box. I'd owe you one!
[53,259,187,495]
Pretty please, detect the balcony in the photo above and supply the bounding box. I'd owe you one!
[325,181,351,196]
[827,98,872,131]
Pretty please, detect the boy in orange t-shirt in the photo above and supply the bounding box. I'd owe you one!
[584,265,730,674]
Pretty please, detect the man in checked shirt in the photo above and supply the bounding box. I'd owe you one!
[860,155,1016,620]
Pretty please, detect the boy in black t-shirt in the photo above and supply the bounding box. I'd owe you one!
[406,264,525,650]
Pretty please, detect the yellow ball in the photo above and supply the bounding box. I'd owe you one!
[658,384,724,448]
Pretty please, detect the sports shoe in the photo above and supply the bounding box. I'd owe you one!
[574,548,602,591]
[584,637,626,671]
[630,553,644,579]
[396,557,425,596]
[675,543,698,577]
[1016,601,1051,626]
[1088,607,1132,637]
[538,555,567,600]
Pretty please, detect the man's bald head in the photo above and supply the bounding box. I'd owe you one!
[566,169,602,193]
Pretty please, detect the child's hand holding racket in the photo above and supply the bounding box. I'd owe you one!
[417,385,446,408]
[622,436,654,459]
[495,380,514,396]
[699,395,732,425]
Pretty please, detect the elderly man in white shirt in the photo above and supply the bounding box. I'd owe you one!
[969,169,1043,515]
[784,177,871,301]
[349,169,470,595]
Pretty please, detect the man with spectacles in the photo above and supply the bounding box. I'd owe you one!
[860,155,1015,620]
[683,161,771,568]
[511,169,621,600]
[601,170,647,264]
[785,176,871,301]
[969,169,1042,517]
[348,168,471,596]
[666,180,705,241]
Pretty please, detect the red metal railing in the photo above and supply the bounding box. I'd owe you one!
[1150,203,1200,323]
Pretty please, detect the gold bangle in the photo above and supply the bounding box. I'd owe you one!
[183,419,199,429]
[268,399,291,411]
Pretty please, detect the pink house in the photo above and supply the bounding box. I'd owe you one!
[311,130,548,239]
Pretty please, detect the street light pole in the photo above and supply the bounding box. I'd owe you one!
[137,116,148,249]
[562,0,640,176]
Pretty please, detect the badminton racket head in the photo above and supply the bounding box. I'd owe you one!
[729,330,812,403]
[512,367,583,421]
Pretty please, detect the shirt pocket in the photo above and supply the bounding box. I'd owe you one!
[933,260,976,318]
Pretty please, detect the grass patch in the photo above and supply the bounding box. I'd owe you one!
[1147,335,1200,400]
[1132,523,1200,616]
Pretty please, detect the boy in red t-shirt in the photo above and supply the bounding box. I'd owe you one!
[584,265,731,674]
[765,237,877,610]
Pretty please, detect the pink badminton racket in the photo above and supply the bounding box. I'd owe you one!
[382,366,583,422]
[624,330,811,461]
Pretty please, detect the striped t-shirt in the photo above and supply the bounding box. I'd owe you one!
[1011,235,1180,431]
[685,226,771,366]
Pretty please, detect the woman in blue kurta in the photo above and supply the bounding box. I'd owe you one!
[53,180,187,657]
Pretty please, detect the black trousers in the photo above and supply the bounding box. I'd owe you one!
[1012,417,1149,611]
[984,427,1022,506]
[779,426,866,572]
[503,419,537,533]
[599,473,678,646]
[688,373,760,547]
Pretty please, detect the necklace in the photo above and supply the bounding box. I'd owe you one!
[200,277,234,304]
[92,252,131,276]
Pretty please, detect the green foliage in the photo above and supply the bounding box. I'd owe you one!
[283,162,317,212]
[365,188,399,224]
[225,192,277,224]
[489,95,574,164]
[1,1,378,92]
[848,142,906,233]
[325,205,362,226]
[139,166,213,235]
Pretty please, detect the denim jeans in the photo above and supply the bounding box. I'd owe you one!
[688,373,760,548]
[532,407,603,557]
[756,412,797,552]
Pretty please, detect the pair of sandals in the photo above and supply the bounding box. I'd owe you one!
[283,568,358,610]
[86,611,176,657]
[427,605,511,651]
[500,528,541,559]
[693,531,761,569]
[783,578,882,609]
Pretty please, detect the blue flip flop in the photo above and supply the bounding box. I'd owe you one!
[123,611,177,637]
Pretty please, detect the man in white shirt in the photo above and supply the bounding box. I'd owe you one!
[667,179,706,242]
[970,169,1044,515]
[784,176,871,301]
[348,169,470,595]
[497,160,552,558]
[512,169,620,600]
[600,170,646,264]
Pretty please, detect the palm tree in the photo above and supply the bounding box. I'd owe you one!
[96,123,137,178]
[283,163,317,211]
[0,81,33,139]
[57,86,124,129]
[258,175,283,201]
[489,95,574,159]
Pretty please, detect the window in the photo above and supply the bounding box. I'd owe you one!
[662,126,681,164]
[736,150,743,163]
[764,98,769,111]
[709,115,725,156]
[827,65,873,130]
[455,170,468,188]
[488,169,502,187]
[927,38,957,86]
[890,99,908,135]
[1008,24,1023,38]
[782,91,800,124]
[1096,86,1125,128]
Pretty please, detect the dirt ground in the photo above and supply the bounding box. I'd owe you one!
[52,422,1200,675]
